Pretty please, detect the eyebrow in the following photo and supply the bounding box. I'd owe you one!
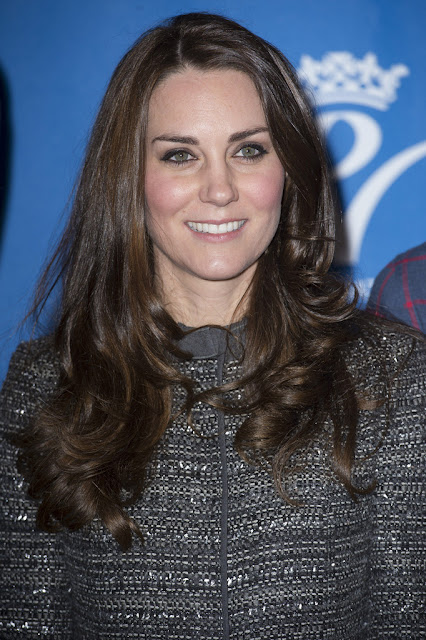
[228,127,269,143]
[151,127,269,145]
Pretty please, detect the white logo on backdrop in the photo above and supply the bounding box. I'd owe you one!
[298,52,426,274]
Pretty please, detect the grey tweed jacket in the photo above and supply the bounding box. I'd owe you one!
[1,325,425,639]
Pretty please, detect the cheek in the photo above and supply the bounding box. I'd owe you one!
[145,170,190,221]
[246,167,285,214]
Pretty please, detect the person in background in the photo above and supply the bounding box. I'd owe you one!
[367,241,426,332]
[0,12,425,639]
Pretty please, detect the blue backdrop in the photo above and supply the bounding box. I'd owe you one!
[1,0,425,379]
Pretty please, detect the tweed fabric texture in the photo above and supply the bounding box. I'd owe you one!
[0,325,425,638]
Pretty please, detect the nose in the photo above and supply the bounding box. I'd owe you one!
[199,162,238,206]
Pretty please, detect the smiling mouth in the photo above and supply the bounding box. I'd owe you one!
[187,220,246,234]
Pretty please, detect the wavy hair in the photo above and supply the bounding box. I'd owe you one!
[19,12,370,550]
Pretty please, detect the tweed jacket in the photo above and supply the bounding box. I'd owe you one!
[1,325,425,639]
[367,241,426,332]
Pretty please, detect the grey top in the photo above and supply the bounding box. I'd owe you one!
[0,325,425,639]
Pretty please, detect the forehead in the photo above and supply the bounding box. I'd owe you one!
[147,68,266,134]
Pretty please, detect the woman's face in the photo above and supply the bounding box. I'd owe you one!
[145,67,285,296]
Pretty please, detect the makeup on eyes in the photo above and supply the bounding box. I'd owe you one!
[234,143,268,160]
[160,142,268,165]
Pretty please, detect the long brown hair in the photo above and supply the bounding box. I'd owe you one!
[20,13,372,550]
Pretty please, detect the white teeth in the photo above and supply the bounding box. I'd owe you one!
[187,220,245,234]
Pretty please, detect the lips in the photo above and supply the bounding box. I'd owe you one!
[186,220,246,234]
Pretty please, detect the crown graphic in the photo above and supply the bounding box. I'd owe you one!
[297,52,409,111]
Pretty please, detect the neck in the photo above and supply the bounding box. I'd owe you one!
[156,267,255,327]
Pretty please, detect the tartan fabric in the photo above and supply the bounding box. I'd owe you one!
[367,242,426,332]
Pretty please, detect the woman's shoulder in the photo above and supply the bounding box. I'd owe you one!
[0,336,60,438]
[2,335,60,391]
[342,320,424,494]
[342,317,425,409]
[343,315,425,370]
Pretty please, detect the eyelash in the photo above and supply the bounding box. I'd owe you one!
[235,143,268,161]
[161,149,196,164]
[160,143,268,165]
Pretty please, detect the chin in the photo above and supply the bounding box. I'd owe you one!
[193,261,255,283]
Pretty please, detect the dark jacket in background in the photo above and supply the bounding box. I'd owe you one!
[368,241,426,332]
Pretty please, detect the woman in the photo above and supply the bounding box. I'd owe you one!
[1,12,424,639]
